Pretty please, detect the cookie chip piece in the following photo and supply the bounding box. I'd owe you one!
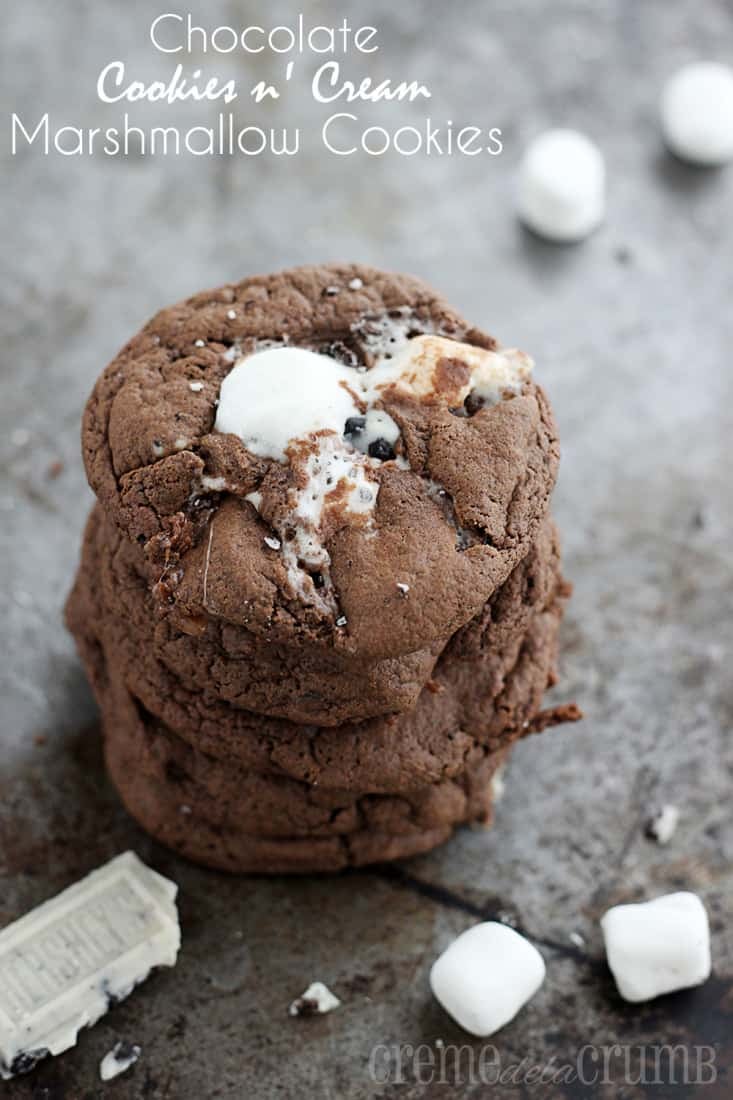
[81,265,559,661]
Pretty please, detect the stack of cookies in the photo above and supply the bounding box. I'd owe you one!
[66,265,578,873]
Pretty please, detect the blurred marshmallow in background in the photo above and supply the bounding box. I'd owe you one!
[661,61,733,165]
[517,128,606,243]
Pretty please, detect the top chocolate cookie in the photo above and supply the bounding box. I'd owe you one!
[82,264,559,660]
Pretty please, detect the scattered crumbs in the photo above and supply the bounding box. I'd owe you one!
[11,428,30,448]
[264,535,281,551]
[179,804,192,816]
[396,582,410,596]
[46,459,64,480]
[227,309,237,320]
[324,285,341,297]
[194,339,205,348]
[99,1040,141,1082]
[348,277,363,290]
[189,381,204,393]
[335,615,348,627]
[645,804,680,845]
[289,981,341,1017]
[569,931,585,949]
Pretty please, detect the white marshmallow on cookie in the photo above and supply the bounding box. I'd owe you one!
[214,332,533,611]
[215,346,361,462]
[367,334,532,408]
[601,892,711,1003]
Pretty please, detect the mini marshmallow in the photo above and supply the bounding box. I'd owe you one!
[429,922,545,1037]
[661,62,733,166]
[518,129,605,242]
[601,892,711,1003]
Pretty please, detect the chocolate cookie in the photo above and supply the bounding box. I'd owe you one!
[81,265,559,666]
[67,514,571,797]
[70,500,564,728]
[68,264,577,873]
[94,657,509,873]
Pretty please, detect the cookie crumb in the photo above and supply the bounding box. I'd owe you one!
[46,459,64,480]
[99,1040,141,1082]
[289,981,341,1017]
[264,536,281,551]
[645,804,680,845]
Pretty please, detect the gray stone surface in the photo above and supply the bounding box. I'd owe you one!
[1,1,732,1096]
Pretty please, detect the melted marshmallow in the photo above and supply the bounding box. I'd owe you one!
[365,334,532,407]
[278,436,376,612]
[215,347,361,462]
[213,332,533,609]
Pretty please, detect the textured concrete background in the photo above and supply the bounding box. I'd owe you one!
[1,1,732,1096]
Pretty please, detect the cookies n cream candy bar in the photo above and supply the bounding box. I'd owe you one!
[0,851,180,1079]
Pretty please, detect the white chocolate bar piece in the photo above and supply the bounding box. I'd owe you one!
[0,852,180,1079]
